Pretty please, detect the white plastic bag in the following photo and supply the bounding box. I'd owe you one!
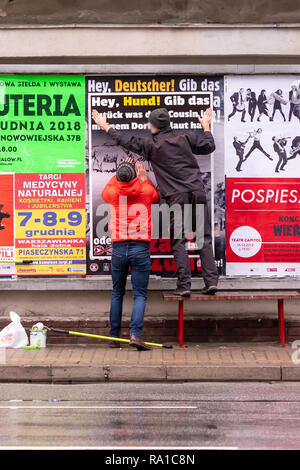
[0,312,28,348]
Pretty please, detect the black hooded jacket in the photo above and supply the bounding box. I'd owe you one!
[107,125,215,199]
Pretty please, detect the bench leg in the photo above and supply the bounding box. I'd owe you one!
[278,299,285,347]
[178,300,184,347]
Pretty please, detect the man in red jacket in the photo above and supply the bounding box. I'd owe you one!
[102,158,159,350]
[92,107,218,296]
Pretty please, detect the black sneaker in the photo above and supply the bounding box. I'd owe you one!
[201,285,218,295]
[109,339,121,348]
[173,288,191,297]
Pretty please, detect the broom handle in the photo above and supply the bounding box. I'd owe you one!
[50,328,172,349]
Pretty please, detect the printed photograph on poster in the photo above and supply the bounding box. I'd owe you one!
[225,75,300,178]
[226,177,300,276]
[85,75,225,276]
[0,75,85,173]
[14,173,86,276]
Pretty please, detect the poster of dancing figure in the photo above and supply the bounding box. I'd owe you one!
[225,75,300,276]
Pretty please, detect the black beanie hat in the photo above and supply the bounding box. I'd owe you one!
[116,161,136,182]
[149,108,170,130]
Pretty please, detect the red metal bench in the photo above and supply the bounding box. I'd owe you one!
[163,290,300,347]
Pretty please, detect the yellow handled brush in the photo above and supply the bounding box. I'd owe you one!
[49,327,173,349]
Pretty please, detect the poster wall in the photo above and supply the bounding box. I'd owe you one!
[0,75,86,276]
[14,173,86,276]
[0,73,299,279]
[225,75,300,276]
[85,75,225,277]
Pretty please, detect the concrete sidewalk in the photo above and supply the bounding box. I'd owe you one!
[1,343,299,383]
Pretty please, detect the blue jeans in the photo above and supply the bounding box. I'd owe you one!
[110,242,151,338]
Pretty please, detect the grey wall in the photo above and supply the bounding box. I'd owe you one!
[0,0,299,25]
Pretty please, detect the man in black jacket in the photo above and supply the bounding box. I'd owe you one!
[246,89,257,122]
[287,136,300,160]
[228,88,246,122]
[92,107,218,296]
[233,135,250,171]
[272,136,287,173]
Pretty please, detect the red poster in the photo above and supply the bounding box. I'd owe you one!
[14,173,85,210]
[226,178,300,276]
[14,173,86,276]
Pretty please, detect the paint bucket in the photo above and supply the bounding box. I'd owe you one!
[30,322,47,348]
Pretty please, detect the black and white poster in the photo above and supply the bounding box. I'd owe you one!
[85,75,225,276]
[225,75,300,178]
[225,75,300,276]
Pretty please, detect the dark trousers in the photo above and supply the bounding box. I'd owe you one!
[248,102,256,121]
[166,191,219,290]
[110,242,151,338]
[275,151,287,172]
[289,104,295,121]
[235,150,244,171]
[271,106,286,121]
[287,151,300,161]
[228,105,246,121]
[244,141,270,160]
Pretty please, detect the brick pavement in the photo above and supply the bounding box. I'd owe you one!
[0,342,299,383]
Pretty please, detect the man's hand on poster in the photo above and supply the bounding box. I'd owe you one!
[92,109,111,132]
[123,157,147,183]
[135,161,147,183]
[123,157,147,182]
[198,107,213,132]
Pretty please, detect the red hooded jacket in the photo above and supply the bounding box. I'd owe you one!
[101,176,159,242]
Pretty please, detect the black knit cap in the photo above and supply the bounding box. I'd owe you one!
[116,161,136,182]
[149,108,170,130]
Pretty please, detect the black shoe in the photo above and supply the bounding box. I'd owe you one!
[201,285,218,295]
[109,339,121,348]
[173,288,191,297]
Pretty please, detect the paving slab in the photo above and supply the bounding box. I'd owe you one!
[0,343,299,383]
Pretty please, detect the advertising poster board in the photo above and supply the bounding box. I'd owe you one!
[14,172,86,276]
[0,75,86,276]
[85,75,225,277]
[225,75,300,276]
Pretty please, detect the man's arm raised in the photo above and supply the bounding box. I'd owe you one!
[92,110,150,159]
[136,161,160,204]
[92,110,111,133]
[186,107,216,155]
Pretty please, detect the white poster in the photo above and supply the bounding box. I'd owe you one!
[225,75,300,178]
[225,75,300,277]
